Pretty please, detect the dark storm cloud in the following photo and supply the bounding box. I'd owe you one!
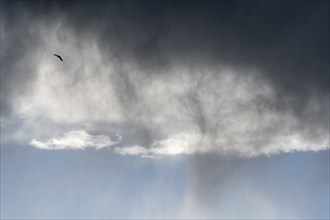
[65,0,329,96]
[1,0,328,154]
[3,1,328,105]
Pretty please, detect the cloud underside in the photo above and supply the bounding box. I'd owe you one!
[2,1,329,157]
[30,127,328,157]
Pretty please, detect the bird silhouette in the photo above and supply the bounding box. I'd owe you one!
[53,54,63,61]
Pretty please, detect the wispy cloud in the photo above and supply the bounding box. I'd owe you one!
[30,130,120,150]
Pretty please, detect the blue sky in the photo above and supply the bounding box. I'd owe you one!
[1,1,329,219]
[1,144,329,219]
[1,144,189,219]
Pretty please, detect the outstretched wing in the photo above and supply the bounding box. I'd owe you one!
[53,54,63,61]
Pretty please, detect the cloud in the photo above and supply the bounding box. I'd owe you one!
[1,1,329,157]
[29,130,120,150]
[115,132,201,157]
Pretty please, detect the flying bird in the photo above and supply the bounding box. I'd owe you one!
[53,54,63,61]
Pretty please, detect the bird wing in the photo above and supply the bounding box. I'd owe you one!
[53,54,63,61]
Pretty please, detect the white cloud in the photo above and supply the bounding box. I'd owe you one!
[29,130,120,150]
[115,132,201,157]
[115,129,329,157]
[115,145,148,156]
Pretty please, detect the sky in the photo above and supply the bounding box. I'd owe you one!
[0,0,329,219]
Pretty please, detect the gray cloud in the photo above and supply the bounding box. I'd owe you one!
[1,1,329,157]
